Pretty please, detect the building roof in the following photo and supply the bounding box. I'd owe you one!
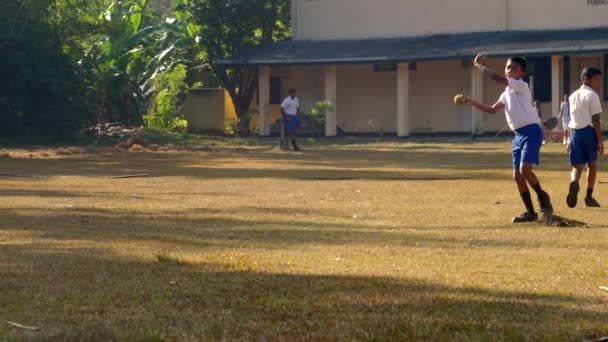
[218,27,608,66]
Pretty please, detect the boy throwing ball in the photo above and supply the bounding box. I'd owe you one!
[461,52,553,223]
[566,67,604,208]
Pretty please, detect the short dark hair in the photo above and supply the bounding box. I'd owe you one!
[582,67,603,81]
[508,56,527,71]
[288,88,296,94]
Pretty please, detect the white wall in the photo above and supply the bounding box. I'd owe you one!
[507,0,608,31]
[410,60,464,133]
[336,65,397,132]
[293,0,608,40]
[295,0,503,40]
[333,61,464,133]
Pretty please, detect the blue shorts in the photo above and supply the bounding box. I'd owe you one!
[285,115,302,134]
[569,126,598,166]
[512,124,543,169]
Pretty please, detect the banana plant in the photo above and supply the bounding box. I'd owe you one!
[75,0,201,124]
[80,0,152,123]
[138,0,202,94]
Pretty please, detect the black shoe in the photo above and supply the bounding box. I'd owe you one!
[512,212,539,223]
[566,181,580,208]
[584,197,601,208]
[538,191,553,215]
[293,146,303,152]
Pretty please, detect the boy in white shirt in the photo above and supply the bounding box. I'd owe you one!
[280,88,302,152]
[462,53,553,223]
[566,67,604,208]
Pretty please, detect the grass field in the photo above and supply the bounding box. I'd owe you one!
[1,139,608,340]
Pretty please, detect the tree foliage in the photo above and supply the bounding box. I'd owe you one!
[188,0,290,118]
[0,0,88,140]
[76,0,161,124]
[68,0,202,125]
[0,0,291,141]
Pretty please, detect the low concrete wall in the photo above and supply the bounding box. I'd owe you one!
[184,88,237,134]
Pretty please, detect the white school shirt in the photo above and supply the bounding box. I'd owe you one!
[568,85,603,129]
[281,96,299,116]
[498,78,540,131]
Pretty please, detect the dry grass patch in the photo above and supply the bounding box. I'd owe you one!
[1,141,608,340]
[155,253,193,267]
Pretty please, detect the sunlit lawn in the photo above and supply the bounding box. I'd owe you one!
[1,140,607,340]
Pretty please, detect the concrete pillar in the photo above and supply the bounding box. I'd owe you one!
[551,56,562,122]
[471,67,485,135]
[460,60,473,132]
[529,76,535,101]
[258,65,270,136]
[397,63,410,137]
[324,65,337,137]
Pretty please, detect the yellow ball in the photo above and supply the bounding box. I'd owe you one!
[454,94,464,105]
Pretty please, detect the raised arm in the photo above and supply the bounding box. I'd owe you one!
[474,52,508,86]
[462,96,505,114]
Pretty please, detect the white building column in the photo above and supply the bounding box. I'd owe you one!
[551,56,562,123]
[459,60,473,132]
[471,67,485,135]
[397,63,410,137]
[324,65,337,137]
[258,65,271,136]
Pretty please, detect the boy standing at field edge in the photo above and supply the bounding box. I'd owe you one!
[462,52,553,223]
[566,67,604,209]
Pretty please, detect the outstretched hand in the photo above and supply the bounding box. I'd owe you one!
[462,96,474,105]
[474,52,488,67]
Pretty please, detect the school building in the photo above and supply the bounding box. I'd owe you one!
[217,0,608,137]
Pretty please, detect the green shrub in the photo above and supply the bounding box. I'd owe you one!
[224,119,239,136]
[304,100,332,138]
[224,109,259,137]
[144,65,189,130]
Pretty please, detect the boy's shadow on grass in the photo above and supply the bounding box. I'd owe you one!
[540,214,589,228]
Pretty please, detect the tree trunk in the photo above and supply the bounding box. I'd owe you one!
[220,66,258,134]
[234,97,251,120]
[96,92,109,124]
